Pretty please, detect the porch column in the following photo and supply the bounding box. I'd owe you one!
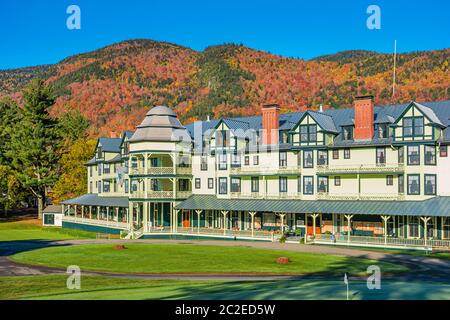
[81,205,84,219]
[106,207,110,224]
[249,211,256,237]
[89,206,92,219]
[173,209,180,233]
[277,213,286,234]
[311,213,319,236]
[143,202,149,232]
[115,207,119,225]
[74,205,78,218]
[196,210,202,234]
[221,211,229,235]
[421,216,431,247]
[128,202,133,230]
[97,206,100,220]
[344,214,354,243]
[381,215,391,246]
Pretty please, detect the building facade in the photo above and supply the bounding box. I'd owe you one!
[62,97,450,248]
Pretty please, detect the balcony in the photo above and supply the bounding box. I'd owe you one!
[316,192,405,201]
[230,166,301,176]
[316,163,405,175]
[129,166,192,176]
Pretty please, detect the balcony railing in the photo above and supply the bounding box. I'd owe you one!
[129,166,192,175]
[316,163,405,174]
[316,192,405,201]
[131,190,192,199]
[230,192,302,200]
[63,216,129,229]
[230,166,301,176]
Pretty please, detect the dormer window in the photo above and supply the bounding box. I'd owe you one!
[375,123,388,139]
[300,125,317,142]
[342,126,353,141]
[216,130,230,147]
[97,147,103,159]
[279,130,290,144]
[123,142,129,155]
[403,117,424,138]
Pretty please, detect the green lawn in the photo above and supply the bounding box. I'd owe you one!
[11,243,408,275]
[1,275,449,300]
[0,221,96,241]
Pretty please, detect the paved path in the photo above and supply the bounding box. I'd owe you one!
[1,239,449,281]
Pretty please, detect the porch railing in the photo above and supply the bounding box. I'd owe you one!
[63,216,129,230]
[230,166,301,176]
[230,192,302,200]
[129,166,192,175]
[316,192,405,201]
[131,190,192,199]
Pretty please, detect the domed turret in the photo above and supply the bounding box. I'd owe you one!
[129,106,191,143]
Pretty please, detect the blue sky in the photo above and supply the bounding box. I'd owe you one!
[0,0,448,69]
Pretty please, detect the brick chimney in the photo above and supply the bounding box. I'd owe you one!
[354,95,374,140]
[262,104,280,145]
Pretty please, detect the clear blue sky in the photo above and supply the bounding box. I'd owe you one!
[0,0,448,69]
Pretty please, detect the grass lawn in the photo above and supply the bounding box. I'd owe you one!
[0,220,96,241]
[11,243,408,275]
[1,275,449,300]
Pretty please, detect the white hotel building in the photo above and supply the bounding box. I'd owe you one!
[61,96,450,249]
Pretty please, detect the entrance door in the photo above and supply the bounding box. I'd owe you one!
[182,211,190,228]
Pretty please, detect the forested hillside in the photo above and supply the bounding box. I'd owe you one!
[1,39,448,137]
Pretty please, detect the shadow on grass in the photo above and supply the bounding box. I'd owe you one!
[0,240,71,257]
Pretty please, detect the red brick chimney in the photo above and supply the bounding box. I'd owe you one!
[354,95,374,140]
[262,104,280,145]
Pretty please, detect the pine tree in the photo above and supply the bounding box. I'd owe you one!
[7,79,59,219]
[0,97,21,164]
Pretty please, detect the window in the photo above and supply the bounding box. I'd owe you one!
[131,158,138,169]
[231,178,241,193]
[297,152,301,166]
[403,117,424,138]
[200,156,208,171]
[398,175,404,194]
[103,163,110,174]
[303,176,314,195]
[344,148,351,159]
[103,180,110,193]
[343,126,354,140]
[398,147,405,164]
[317,176,328,193]
[150,158,159,167]
[376,147,386,165]
[151,179,161,191]
[131,180,138,192]
[98,181,101,193]
[334,176,341,186]
[216,130,229,147]
[253,155,259,165]
[375,123,389,139]
[89,166,93,177]
[407,146,420,165]
[195,178,201,189]
[300,125,317,142]
[231,153,241,168]
[407,175,420,195]
[440,145,448,157]
[251,177,259,193]
[303,150,313,168]
[218,177,227,194]
[125,180,129,193]
[178,155,190,168]
[297,176,301,193]
[317,150,328,165]
[424,174,436,195]
[332,149,339,160]
[279,130,290,144]
[97,147,103,159]
[123,141,129,155]
[279,177,288,193]
[279,152,287,167]
[244,156,250,165]
[98,163,103,176]
[386,175,394,186]
[208,178,214,189]
[424,145,436,165]
[89,181,92,193]
[113,179,117,192]
[218,153,227,170]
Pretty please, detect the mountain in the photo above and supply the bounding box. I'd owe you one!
[0,39,448,137]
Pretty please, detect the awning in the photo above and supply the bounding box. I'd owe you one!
[175,195,450,217]
[62,194,129,208]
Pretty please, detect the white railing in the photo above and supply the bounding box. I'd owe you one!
[175,227,275,239]
[131,190,192,199]
[176,191,193,199]
[230,166,301,176]
[317,163,405,174]
[63,216,129,229]
[316,192,405,201]
[176,167,192,175]
[230,192,302,200]
[312,233,450,249]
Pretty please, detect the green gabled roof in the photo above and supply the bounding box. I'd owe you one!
[62,194,129,208]
[176,195,450,217]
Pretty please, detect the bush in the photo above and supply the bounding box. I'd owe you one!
[279,235,287,243]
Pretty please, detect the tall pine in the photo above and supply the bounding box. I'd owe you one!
[7,79,59,219]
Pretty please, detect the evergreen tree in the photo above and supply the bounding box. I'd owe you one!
[0,97,21,164]
[7,79,59,219]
